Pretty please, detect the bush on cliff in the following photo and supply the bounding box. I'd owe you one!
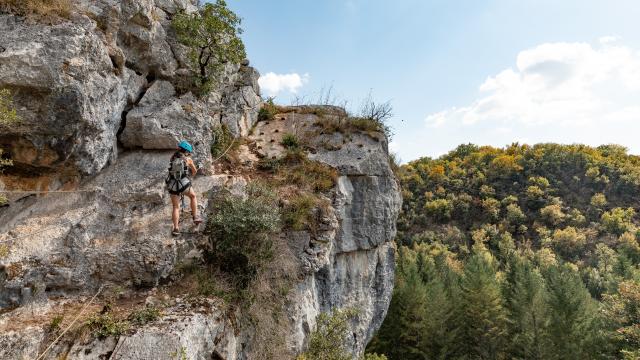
[298,308,388,360]
[172,0,246,95]
[206,183,280,287]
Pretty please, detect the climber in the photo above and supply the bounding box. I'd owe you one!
[166,140,202,236]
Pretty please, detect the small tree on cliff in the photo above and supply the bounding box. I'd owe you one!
[172,0,246,95]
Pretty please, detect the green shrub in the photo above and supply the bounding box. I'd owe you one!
[258,98,278,122]
[281,133,300,149]
[602,207,636,236]
[591,193,608,207]
[540,204,565,226]
[297,309,358,360]
[211,124,234,158]
[424,198,454,222]
[206,183,281,287]
[86,313,129,338]
[128,306,161,325]
[172,0,246,94]
[282,193,324,232]
[505,203,526,224]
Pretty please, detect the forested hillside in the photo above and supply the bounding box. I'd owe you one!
[367,143,640,359]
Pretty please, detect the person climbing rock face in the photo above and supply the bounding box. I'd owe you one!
[166,140,202,236]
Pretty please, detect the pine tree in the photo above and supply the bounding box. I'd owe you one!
[544,264,606,359]
[367,248,427,360]
[502,254,550,359]
[417,253,463,359]
[459,250,507,359]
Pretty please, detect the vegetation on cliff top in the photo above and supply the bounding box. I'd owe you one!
[368,143,640,359]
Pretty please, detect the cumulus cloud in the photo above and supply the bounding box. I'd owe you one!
[425,40,640,129]
[258,72,309,96]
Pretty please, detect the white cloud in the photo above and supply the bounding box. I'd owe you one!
[425,40,640,130]
[258,72,309,97]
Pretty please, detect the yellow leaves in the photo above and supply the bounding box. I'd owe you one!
[489,154,523,177]
[429,164,446,181]
[591,193,608,207]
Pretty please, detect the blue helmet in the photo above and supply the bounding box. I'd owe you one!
[178,140,193,153]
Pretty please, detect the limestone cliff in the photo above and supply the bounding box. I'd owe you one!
[0,1,401,359]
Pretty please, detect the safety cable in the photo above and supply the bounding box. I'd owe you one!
[35,285,105,360]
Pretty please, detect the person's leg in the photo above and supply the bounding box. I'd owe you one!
[186,187,199,221]
[170,194,180,230]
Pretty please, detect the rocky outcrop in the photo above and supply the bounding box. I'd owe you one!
[0,0,261,176]
[251,111,401,354]
[0,2,400,359]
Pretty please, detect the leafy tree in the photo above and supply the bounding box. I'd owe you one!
[540,204,565,226]
[378,143,640,358]
[172,0,246,94]
[602,280,640,359]
[551,227,586,259]
[601,208,636,236]
[591,193,608,208]
[424,198,453,222]
[505,203,527,225]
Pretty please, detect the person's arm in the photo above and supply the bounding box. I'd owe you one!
[187,157,198,176]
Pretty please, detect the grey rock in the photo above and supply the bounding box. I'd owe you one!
[0,0,260,176]
[0,0,397,357]
[0,15,127,175]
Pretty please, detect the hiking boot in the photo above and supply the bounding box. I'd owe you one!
[193,216,203,225]
[172,228,181,236]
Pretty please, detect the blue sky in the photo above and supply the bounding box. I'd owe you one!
[225,0,640,162]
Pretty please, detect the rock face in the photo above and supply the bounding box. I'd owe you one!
[0,0,261,175]
[252,110,401,354]
[0,3,400,359]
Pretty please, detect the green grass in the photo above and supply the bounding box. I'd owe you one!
[128,306,161,325]
[282,193,320,232]
[86,313,129,338]
[281,133,300,149]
